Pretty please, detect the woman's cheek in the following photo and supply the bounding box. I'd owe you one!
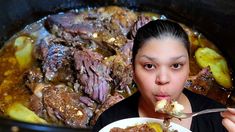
[171,72,188,91]
[134,68,155,91]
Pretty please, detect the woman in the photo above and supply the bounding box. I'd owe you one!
[93,19,235,132]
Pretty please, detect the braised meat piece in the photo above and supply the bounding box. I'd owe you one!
[28,83,51,117]
[103,55,133,92]
[35,35,68,60]
[93,6,137,51]
[97,6,137,36]
[43,44,74,83]
[119,40,133,64]
[110,124,155,132]
[90,92,124,125]
[36,39,74,83]
[28,84,94,128]
[45,11,96,44]
[29,94,44,117]
[128,15,152,40]
[24,67,44,91]
[79,96,97,110]
[45,6,137,38]
[42,84,93,128]
[184,67,214,95]
[44,6,137,54]
[74,49,111,103]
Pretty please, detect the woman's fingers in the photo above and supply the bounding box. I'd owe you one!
[221,108,235,132]
[222,118,235,132]
[228,108,235,114]
[221,108,235,122]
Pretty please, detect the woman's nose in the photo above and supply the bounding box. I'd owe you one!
[155,68,170,85]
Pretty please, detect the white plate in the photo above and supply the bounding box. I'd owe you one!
[99,117,191,132]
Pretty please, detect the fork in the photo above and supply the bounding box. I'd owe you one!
[167,108,228,119]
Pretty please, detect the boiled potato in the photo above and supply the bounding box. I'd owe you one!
[6,102,47,124]
[147,122,163,132]
[14,36,33,69]
[195,47,232,88]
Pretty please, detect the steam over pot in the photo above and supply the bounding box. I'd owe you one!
[0,0,235,131]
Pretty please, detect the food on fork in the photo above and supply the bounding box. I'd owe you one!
[155,99,184,116]
[155,99,184,131]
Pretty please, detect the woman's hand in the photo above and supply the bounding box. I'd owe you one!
[221,108,235,132]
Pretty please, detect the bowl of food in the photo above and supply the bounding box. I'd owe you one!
[99,117,191,132]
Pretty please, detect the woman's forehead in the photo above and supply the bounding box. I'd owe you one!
[136,38,188,60]
[141,37,187,52]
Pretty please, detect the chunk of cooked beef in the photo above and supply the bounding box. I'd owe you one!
[93,6,137,51]
[45,12,95,41]
[97,6,137,36]
[29,83,50,98]
[42,84,93,128]
[90,92,124,125]
[45,6,137,39]
[110,124,155,132]
[74,49,111,103]
[24,67,44,91]
[103,55,133,92]
[28,83,51,117]
[79,96,97,110]
[45,11,99,49]
[95,31,128,52]
[184,67,214,95]
[128,15,152,40]
[44,6,137,55]
[112,63,133,93]
[29,94,44,117]
[35,38,50,60]
[119,40,133,64]
[34,35,68,60]
[41,44,74,83]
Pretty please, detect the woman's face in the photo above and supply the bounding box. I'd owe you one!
[134,37,190,108]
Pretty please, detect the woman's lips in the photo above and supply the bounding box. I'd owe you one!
[155,95,170,101]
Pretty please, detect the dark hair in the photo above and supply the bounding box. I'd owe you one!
[132,19,190,63]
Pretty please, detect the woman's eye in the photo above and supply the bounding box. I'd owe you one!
[171,63,182,69]
[144,64,155,70]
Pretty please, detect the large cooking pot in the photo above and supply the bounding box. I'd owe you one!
[0,0,235,131]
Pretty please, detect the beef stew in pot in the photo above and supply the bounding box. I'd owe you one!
[0,6,233,128]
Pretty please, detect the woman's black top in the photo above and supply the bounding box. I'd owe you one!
[92,89,227,132]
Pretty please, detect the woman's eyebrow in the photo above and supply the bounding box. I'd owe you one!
[139,55,187,61]
[170,55,188,61]
[139,55,156,61]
